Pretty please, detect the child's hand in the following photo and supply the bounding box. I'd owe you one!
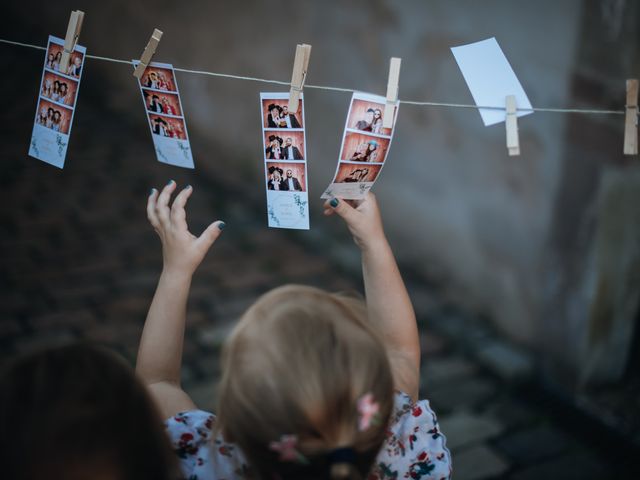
[147,181,225,276]
[323,193,386,251]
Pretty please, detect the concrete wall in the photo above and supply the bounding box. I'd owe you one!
[13,0,639,384]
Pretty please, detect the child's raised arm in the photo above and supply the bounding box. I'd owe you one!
[137,181,225,418]
[324,193,420,400]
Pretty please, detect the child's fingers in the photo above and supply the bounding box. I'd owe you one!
[327,197,359,225]
[195,220,226,253]
[170,185,193,229]
[156,180,177,227]
[146,188,161,230]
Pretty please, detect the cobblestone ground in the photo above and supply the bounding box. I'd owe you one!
[1,41,638,480]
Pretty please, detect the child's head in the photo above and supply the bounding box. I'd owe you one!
[0,343,179,480]
[217,285,395,480]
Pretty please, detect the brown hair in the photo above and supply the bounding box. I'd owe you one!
[0,343,180,480]
[217,285,395,480]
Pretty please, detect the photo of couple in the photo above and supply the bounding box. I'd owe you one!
[335,162,382,184]
[35,99,72,134]
[264,132,305,160]
[346,97,396,137]
[266,163,306,192]
[143,90,181,116]
[45,43,84,78]
[41,72,77,107]
[341,132,390,163]
[148,114,187,140]
[262,99,303,129]
[140,67,176,92]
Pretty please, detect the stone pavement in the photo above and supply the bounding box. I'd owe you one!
[1,33,639,480]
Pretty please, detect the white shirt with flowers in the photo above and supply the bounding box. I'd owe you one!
[164,391,451,480]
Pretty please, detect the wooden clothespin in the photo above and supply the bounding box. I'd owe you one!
[133,29,164,79]
[288,44,312,113]
[383,57,401,129]
[624,79,638,155]
[59,10,85,73]
[505,95,520,156]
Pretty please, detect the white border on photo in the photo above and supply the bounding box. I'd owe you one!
[344,128,391,140]
[44,67,81,83]
[321,182,373,200]
[38,95,74,111]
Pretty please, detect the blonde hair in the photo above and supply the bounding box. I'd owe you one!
[217,285,394,480]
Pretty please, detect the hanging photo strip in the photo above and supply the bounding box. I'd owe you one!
[260,92,310,230]
[29,35,85,168]
[134,61,194,169]
[321,92,399,200]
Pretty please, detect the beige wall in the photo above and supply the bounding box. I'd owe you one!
[29,0,640,384]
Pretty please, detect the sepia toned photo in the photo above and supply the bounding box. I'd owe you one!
[139,65,177,92]
[264,131,305,160]
[346,97,395,137]
[45,42,84,78]
[34,98,73,135]
[41,71,78,107]
[148,114,187,140]
[340,132,390,163]
[334,162,382,183]
[142,89,182,116]
[262,98,303,129]
[265,162,306,192]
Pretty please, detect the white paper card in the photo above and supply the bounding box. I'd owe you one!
[321,92,398,200]
[29,35,86,168]
[134,61,194,168]
[451,37,532,126]
[260,92,309,230]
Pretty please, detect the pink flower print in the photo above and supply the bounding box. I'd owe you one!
[269,434,306,463]
[358,392,381,431]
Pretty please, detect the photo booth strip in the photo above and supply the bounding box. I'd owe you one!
[321,91,399,200]
[260,92,310,230]
[133,61,194,169]
[28,35,85,168]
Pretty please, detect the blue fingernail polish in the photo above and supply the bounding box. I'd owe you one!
[330,198,339,208]
[167,179,174,185]
[218,222,226,230]
[149,188,155,195]
[185,184,192,190]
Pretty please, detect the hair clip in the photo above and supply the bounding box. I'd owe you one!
[269,434,309,464]
[357,392,380,431]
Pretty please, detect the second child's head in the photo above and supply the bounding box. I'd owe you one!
[0,343,179,480]
[217,285,395,479]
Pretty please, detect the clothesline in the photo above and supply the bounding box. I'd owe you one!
[0,36,627,116]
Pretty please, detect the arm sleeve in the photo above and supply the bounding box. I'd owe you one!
[372,392,452,480]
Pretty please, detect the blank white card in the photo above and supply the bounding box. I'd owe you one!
[451,37,533,127]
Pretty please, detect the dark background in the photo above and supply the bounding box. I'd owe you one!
[1,1,639,478]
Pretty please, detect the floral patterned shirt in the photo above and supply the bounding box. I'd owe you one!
[164,391,451,480]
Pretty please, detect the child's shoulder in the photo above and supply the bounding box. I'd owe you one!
[165,410,249,480]
[370,391,452,480]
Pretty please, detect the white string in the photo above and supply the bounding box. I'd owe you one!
[0,37,627,116]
